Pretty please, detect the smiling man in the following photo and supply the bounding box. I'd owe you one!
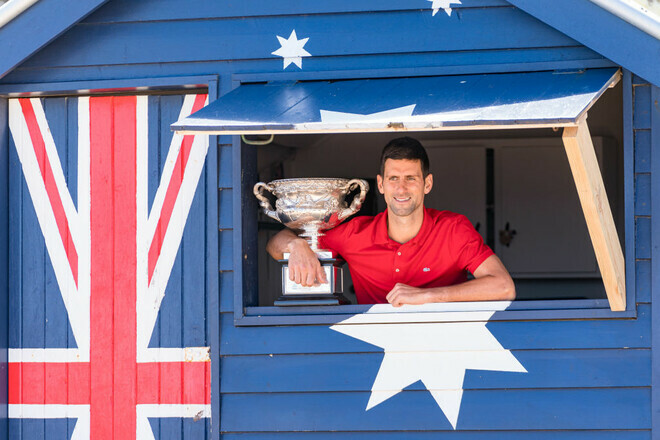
[266,137,515,306]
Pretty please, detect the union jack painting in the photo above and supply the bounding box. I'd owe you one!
[7,93,212,439]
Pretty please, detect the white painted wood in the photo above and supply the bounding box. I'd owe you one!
[331,312,526,429]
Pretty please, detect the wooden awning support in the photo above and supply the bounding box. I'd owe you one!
[562,117,626,311]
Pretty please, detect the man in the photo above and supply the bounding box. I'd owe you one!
[266,137,515,306]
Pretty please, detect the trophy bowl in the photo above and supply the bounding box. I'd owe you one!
[253,177,369,251]
[254,177,369,305]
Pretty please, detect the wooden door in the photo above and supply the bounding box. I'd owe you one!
[7,94,213,439]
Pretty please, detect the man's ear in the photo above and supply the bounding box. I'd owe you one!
[424,173,433,194]
[377,174,384,194]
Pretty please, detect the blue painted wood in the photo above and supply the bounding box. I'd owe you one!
[230,110,245,319]
[220,388,650,431]
[220,349,650,393]
[85,0,510,23]
[218,146,233,189]
[635,86,652,129]
[218,189,233,229]
[0,75,216,97]
[220,304,650,355]
[634,75,650,86]
[8,94,213,439]
[636,216,652,259]
[507,0,660,87]
[636,174,651,216]
[21,8,577,69]
[175,69,618,133]
[637,259,651,303]
[623,69,637,312]
[221,433,651,440]
[650,84,660,440]
[220,272,234,313]
[236,307,637,326]
[636,130,652,173]
[0,0,109,79]
[219,230,234,271]
[205,77,221,440]
[0,98,7,438]
[248,299,612,316]
[2,47,608,90]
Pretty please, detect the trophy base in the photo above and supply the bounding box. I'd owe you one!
[277,252,348,306]
[274,294,351,307]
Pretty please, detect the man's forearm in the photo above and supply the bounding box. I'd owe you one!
[425,274,515,302]
[266,229,306,260]
[386,268,515,307]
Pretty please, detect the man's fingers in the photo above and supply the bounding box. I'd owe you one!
[304,271,316,287]
[317,266,328,284]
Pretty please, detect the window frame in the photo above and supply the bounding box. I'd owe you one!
[230,66,637,326]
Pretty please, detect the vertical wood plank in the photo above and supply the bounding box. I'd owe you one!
[562,118,626,311]
[650,84,660,440]
[623,70,636,312]
[0,97,8,439]
[207,78,221,440]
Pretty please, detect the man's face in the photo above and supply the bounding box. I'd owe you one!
[377,158,433,218]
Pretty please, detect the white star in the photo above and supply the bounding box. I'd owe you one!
[428,0,462,16]
[271,29,311,70]
[319,104,416,123]
[330,310,526,429]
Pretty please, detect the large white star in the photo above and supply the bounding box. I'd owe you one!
[428,0,462,16]
[319,104,416,124]
[271,29,311,70]
[330,309,526,429]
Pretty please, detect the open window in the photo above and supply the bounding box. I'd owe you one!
[173,68,628,323]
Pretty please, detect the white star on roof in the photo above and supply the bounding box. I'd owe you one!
[428,0,462,16]
[331,309,526,429]
[271,29,311,70]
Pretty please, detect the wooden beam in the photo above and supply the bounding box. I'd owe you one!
[562,117,626,311]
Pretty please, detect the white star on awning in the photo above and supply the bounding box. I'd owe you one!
[331,308,526,429]
[319,104,416,126]
[271,29,311,70]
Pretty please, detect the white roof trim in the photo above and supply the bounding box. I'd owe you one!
[590,0,660,40]
[0,0,40,29]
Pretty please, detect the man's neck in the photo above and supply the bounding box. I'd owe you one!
[387,206,425,244]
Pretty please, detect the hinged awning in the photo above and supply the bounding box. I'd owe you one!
[172,68,620,135]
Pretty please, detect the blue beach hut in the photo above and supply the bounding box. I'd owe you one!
[0,0,659,438]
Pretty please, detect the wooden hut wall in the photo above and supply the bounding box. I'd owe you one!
[1,0,657,438]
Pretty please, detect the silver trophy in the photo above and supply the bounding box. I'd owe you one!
[254,178,369,306]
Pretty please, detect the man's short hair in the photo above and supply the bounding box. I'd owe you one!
[379,137,430,177]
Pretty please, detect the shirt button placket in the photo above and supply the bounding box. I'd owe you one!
[394,249,401,280]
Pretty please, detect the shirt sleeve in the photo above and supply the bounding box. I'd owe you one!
[317,219,350,256]
[450,215,494,274]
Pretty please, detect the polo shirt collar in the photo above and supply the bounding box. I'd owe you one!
[375,206,431,247]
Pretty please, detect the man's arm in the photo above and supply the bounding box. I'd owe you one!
[266,229,328,287]
[385,255,515,307]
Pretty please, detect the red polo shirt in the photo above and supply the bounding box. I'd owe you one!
[318,207,493,304]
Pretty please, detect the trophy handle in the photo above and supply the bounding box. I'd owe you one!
[253,182,280,222]
[338,179,369,221]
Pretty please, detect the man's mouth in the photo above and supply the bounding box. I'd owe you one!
[393,196,411,203]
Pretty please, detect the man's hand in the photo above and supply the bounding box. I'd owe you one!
[386,283,437,307]
[287,238,328,287]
